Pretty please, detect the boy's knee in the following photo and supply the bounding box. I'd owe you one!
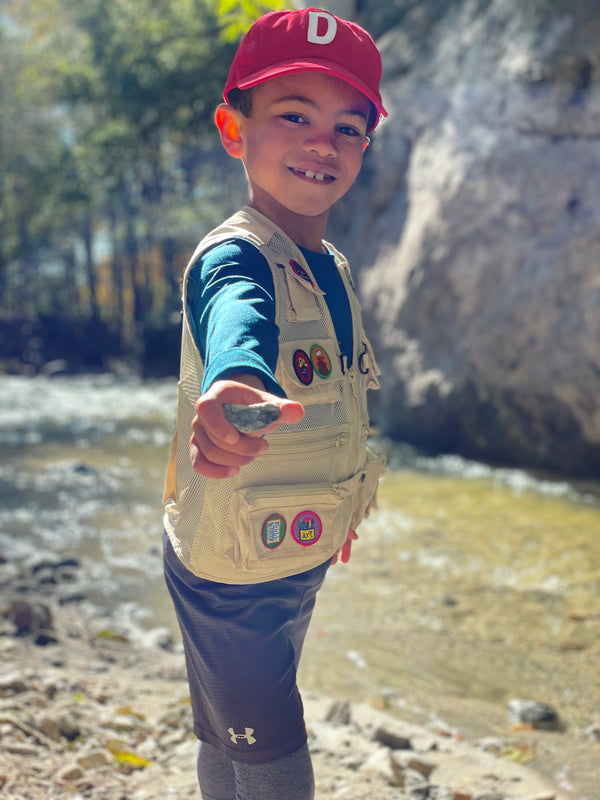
[234,744,314,800]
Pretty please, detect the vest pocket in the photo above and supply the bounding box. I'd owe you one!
[278,261,324,322]
[223,455,386,573]
[225,483,344,570]
[276,338,343,404]
[225,481,350,571]
[349,447,387,530]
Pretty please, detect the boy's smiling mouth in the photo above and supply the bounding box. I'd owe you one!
[289,167,335,184]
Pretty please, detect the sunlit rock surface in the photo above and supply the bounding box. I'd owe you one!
[333,0,600,476]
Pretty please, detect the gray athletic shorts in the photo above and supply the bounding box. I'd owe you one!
[163,533,329,764]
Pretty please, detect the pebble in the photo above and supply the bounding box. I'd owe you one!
[0,557,570,800]
[223,401,281,432]
[585,721,600,741]
[373,724,413,751]
[5,599,53,634]
[56,763,85,783]
[0,672,28,695]
[507,698,560,730]
[0,641,565,800]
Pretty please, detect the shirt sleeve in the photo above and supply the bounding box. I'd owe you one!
[186,238,285,397]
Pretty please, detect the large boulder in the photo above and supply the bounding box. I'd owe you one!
[333,0,600,476]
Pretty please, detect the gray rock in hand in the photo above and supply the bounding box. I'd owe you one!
[223,402,281,433]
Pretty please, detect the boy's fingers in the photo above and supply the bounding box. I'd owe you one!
[195,396,241,445]
[191,424,267,465]
[333,529,358,566]
[340,540,352,563]
[278,399,304,425]
[189,438,240,479]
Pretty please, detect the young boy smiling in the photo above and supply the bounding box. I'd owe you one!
[163,8,387,800]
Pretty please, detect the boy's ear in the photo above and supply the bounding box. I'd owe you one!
[215,104,244,158]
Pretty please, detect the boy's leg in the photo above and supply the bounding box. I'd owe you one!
[197,741,236,800]
[233,743,314,800]
[197,741,314,800]
[163,533,329,768]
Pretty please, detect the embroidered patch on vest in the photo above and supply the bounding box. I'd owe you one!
[293,349,313,385]
[310,344,332,379]
[289,259,314,286]
[291,511,323,546]
[262,514,286,549]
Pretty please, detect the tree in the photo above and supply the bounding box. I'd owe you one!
[0,0,287,370]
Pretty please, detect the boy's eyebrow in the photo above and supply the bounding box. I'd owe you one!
[272,94,369,122]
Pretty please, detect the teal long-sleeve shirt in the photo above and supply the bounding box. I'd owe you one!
[186,237,353,396]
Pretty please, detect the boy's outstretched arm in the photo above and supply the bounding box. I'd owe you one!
[189,374,304,479]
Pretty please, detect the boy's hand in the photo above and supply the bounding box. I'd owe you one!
[331,528,358,565]
[189,375,304,479]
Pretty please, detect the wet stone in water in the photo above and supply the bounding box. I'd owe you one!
[223,402,280,433]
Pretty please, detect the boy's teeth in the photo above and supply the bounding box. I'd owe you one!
[304,170,325,181]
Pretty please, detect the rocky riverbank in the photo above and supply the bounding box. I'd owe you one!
[0,554,573,800]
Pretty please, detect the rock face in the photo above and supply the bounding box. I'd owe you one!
[333,0,600,476]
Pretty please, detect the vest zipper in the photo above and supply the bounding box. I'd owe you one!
[266,430,349,453]
[244,481,344,504]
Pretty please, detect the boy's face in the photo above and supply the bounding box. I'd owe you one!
[232,72,371,232]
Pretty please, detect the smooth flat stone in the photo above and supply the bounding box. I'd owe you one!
[223,402,281,433]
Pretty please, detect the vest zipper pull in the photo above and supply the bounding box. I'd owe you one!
[348,370,358,397]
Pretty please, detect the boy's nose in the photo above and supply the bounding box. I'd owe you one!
[304,130,337,158]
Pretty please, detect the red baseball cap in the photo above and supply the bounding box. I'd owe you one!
[223,7,387,132]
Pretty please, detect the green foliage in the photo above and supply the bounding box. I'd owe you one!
[217,0,287,42]
[0,0,282,370]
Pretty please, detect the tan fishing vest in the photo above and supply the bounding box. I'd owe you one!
[163,206,385,584]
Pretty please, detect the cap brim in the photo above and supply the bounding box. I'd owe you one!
[230,59,388,130]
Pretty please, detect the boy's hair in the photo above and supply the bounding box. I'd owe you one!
[227,87,254,119]
[224,7,387,133]
[228,85,378,133]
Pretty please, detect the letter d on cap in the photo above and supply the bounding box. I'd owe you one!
[307,11,337,45]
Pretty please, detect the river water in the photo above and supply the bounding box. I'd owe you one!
[1,374,598,797]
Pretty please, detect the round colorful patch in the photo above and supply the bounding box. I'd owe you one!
[261,514,286,549]
[293,349,313,385]
[291,511,323,547]
[310,344,332,379]
[289,259,313,285]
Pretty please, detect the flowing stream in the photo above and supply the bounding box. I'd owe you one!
[1,374,598,798]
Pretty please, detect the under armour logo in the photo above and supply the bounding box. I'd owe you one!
[307,11,337,45]
[228,727,257,745]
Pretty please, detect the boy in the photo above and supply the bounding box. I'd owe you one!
[163,7,387,800]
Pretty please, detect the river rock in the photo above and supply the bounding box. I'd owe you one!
[333,0,600,476]
[36,713,61,741]
[0,671,28,695]
[5,599,53,635]
[77,748,115,770]
[56,763,85,783]
[326,698,352,726]
[58,712,82,741]
[507,698,560,730]
[0,551,569,800]
[586,721,600,741]
[223,402,281,433]
[373,724,412,751]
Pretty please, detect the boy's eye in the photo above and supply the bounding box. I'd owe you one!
[280,113,307,124]
[337,124,363,138]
